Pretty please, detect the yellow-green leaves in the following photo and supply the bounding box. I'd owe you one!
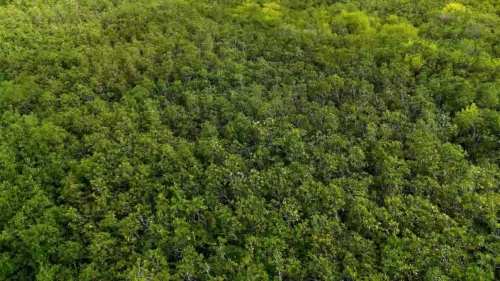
[234,2,283,27]
[443,2,467,13]
[333,10,372,34]
[455,103,481,130]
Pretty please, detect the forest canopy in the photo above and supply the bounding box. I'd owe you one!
[0,0,500,280]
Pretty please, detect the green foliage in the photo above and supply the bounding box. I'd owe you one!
[0,0,500,280]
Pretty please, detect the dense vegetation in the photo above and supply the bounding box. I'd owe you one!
[1,0,500,279]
